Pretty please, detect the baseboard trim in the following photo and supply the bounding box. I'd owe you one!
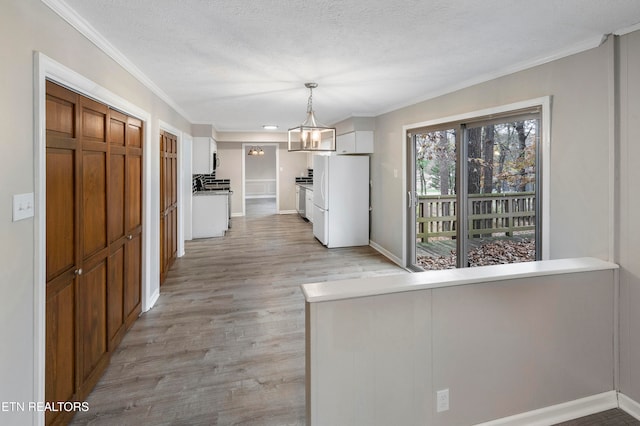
[619,393,640,420]
[475,391,618,426]
[278,210,298,215]
[369,240,403,267]
[144,288,160,313]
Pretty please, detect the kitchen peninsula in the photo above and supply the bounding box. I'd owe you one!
[192,175,232,238]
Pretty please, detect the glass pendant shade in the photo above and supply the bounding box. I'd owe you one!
[247,146,264,156]
[288,83,336,152]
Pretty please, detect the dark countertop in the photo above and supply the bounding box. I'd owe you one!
[194,189,231,196]
[297,183,313,191]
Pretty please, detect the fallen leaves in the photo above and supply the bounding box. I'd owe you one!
[417,239,535,270]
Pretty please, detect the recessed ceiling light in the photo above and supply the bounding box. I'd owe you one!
[262,124,278,130]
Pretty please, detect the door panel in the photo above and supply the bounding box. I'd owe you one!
[463,119,539,266]
[78,259,108,383]
[128,119,142,148]
[107,245,125,349]
[46,148,76,281]
[77,98,110,395]
[124,233,142,325]
[45,275,76,426]
[81,108,106,141]
[109,153,126,243]
[82,151,108,257]
[408,128,457,271]
[109,114,126,147]
[46,96,74,137]
[127,155,142,230]
[45,81,80,426]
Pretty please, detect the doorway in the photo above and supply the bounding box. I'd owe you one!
[242,144,279,216]
[406,104,544,271]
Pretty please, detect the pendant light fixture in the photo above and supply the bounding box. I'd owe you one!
[288,82,336,152]
[247,146,264,156]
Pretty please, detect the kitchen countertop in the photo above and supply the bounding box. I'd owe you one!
[300,257,618,303]
[194,189,230,196]
[297,183,313,191]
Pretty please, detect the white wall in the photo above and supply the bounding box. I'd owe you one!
[371,40,613,264]
[307,266,616,425]
[0,1,190,424]
[246,145,277,180]
[617,29,640,405]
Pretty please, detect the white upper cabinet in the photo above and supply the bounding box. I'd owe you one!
[193,137,217,174]
[336,131,374,154]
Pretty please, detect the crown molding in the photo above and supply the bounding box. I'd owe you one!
[40,0,193,122]
[615,21,640,36]
[376,34,603,117]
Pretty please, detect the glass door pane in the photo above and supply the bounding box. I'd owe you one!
[464,119,539,267]
[412,129,457,270]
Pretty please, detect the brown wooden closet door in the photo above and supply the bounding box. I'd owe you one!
[46,81,145,425]
[160,131,177,284]
[107,110,127,350]
[77,96,110,396]
[45,81,80,426]
[124,117,143,325]
[106,112,143,346]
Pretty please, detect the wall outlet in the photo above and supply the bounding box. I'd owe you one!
[436,388,449,412]
[13,192,34,222]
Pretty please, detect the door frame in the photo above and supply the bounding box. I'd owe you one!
[34,52,155,417]
[241,142,280,215]
[402,97,552,269]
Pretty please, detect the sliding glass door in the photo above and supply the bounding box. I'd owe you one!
[407,108,541,270]
[407,127,458,270]
[461,115,540,267]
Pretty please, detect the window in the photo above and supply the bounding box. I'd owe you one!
[406,101,546,271]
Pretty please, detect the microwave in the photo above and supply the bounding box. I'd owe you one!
[212,153,219,171]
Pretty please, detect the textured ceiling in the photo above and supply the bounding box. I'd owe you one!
[59,0,640,132]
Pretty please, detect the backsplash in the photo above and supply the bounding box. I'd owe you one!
[295,168,314,184]
[193,173,231,192]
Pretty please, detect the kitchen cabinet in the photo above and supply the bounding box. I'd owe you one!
[297,184,315,221]
[305,188,314,223]
[192,136,217,174]
[336,130,374,154]
[192,192,229,238]
[296,184,306,217]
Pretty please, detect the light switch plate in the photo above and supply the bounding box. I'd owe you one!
[13,193,34,221]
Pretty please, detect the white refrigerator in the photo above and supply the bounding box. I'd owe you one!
[313,155,370,248]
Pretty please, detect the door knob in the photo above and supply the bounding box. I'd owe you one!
[74,268,83,276]
[127,234,133,240]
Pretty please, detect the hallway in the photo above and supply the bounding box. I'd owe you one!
[70,213,405,425]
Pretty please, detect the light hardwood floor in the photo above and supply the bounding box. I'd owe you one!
[70,212,405,425]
